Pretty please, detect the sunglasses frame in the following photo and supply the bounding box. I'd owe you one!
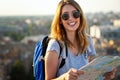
[61,11,80,20]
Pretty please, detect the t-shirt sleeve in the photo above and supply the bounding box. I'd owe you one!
[87,36,96,56]
[46,39,60,56]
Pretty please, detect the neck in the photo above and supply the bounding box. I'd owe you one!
[66,31,79,56]
[66,31,76,44]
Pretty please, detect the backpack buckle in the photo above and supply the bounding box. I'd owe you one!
[39,56,44,61]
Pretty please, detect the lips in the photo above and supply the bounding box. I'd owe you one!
[68,22,76,26]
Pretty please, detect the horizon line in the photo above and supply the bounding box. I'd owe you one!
[0,11,120,17]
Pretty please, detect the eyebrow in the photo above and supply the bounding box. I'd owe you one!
[62,10,77,14]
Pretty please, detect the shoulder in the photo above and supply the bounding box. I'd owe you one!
[86,35,94,47]
[87,35,93,43]
[87,35,96,55]
[48,39,59,46]
[46,38,61,56]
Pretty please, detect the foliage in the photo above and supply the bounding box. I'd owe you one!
[10,60,27,80]
[5,32,25,41]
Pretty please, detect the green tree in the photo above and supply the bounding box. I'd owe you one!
[5,32,25,41]
[27,65,35,80]
[10,60,27,80]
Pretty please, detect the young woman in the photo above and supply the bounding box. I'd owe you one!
[44,0,96,80]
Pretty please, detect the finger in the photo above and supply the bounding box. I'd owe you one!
[69,75,78,80]
[69,72,82,80]
[68,69,79,80]
[70,68,84,77]
[77,70,85,76]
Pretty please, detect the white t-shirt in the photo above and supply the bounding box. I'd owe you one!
[46,36,96,77]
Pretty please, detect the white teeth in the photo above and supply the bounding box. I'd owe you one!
[69,22,75,26]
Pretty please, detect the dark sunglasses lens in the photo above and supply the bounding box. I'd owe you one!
[73,11,80,18]
[62,13,69,20]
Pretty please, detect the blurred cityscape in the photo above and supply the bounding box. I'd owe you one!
[0,11,120,80]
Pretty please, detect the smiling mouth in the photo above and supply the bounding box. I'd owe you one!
[68,22,76,26]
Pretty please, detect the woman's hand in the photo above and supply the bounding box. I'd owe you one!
[103,68,117,80]
[64,68,84,80]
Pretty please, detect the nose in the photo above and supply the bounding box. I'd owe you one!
[68,13,74,20]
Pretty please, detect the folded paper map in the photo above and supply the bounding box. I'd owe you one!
[78,56,120,80]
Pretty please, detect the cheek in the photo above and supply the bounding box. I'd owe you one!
[78,18,80,25]
[61,20,67,27]
[62,23,68,30]
[75,18,80,28]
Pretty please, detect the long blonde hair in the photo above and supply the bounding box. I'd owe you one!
[50,0,89,54]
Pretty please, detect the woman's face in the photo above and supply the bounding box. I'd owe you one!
[61,4,80,33]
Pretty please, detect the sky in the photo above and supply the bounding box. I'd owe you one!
[0,0,120,16]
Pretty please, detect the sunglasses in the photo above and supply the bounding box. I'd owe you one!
[61,11,80,20]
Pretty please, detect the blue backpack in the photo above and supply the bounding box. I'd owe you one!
[33,35,68,80]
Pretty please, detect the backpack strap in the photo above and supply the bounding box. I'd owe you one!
[42,36,51,57]
[59,43,68,58]
[58,42,68,69]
